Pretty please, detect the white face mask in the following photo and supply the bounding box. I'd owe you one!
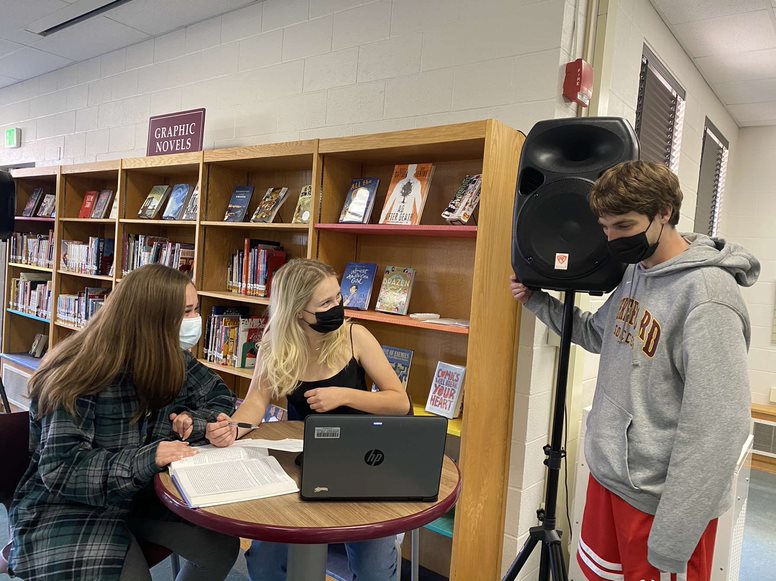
[179,315,202,350]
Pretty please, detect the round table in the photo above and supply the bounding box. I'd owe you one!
[155,421,461,580]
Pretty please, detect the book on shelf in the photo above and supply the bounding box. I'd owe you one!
[227,238,286,298]
[442,174,481,225]
[204,305,249,363]
[162,183,194,220]
[78,191,98,218]
[224,185,255,221]
[36,194,56,218]
[372,345,413,392]
[29,333,49,358]
[340,262,378,310]
[138,185,171,219]
[263,404,287,423]
[60,238,114,276]
[57,287,109,327]
[21,187,44,217]
[168,444,298,508]
[291,185,313,224]
[425,361,465,419]
[378,164,435,225]
[121,234,193,276]
[108,194,120,220]
[235,316,266,368]
[374,266,416,315]
[180,184,200,221]
[339,177,379,224]
[91,189,115,219]
[10,230,55,268]
[251,187,289,223]
[9,273,52,319]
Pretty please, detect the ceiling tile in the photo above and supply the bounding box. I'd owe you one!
[671,10,776,58]
[0,46,72,80]
[714,77,776,104]
[726,101,776,126]
[0,39,24,59]
[0,76,21,90]
[0,0,71,45]
[651,0,766,25]
[105,0,256,36]
[694,49,776,85]
[33,15,149,61]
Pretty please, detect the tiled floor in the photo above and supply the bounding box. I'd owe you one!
[3,471,775,580]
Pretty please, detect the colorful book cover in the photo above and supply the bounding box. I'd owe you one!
[37,194,56,218]
[234,316,266,368]
[442,174,481,224]
[79,191,98,218]
[181,184,200,221]
[378,164,435,225]
[224,185,255,222]
[138,185,171,219]
[374,265,416,315]
[339,177,380,223]
[291,185,313,224]
[263,404,287,423]
[251,187,289,223]
[340,262,378,311]
[372,345,414,392]
[21,187,44,217]
[162,183,193,220]
[425,361,466,419]
[91,189,114,219]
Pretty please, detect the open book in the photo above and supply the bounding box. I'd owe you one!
[169,445,299,508]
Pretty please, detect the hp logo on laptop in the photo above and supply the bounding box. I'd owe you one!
[364,449,385,466]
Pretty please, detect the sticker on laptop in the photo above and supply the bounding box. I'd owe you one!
[554,253,569,270]
[314,427,341,439]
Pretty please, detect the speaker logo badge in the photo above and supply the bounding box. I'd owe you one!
[554,253,569,270]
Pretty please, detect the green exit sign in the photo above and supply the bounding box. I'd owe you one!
[4,128,20,148]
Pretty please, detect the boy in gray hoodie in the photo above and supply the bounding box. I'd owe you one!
[510,161,759,580]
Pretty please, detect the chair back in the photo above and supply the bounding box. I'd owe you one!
[0,411,31,511]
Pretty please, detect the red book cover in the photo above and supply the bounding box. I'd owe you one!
[79,191,98,218]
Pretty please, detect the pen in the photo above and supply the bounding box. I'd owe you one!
[227,421,262,429]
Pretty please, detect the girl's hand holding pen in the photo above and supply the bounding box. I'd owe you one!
[205,412,237,448]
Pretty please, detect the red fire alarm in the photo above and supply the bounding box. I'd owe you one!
[563,58,593,107]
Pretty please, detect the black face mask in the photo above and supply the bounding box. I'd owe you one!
[607,218,664,264]
[304,303,345,333]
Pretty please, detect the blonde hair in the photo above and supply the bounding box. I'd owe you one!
[260,259,348,397]
[589,161,683,226]
[30,264,191,421]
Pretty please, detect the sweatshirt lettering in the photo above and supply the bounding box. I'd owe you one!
[614,298,662,357]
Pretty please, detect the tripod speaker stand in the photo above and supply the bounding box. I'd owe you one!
[503,290,575,581]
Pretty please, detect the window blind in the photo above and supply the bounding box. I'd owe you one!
[695,120,729,237]
[635,46,686,172]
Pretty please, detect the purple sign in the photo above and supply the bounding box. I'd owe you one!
[147,108,205,156]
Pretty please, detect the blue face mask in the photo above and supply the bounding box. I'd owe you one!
[179,315,202,349]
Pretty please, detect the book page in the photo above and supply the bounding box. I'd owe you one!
[234,438,304,452]
[170,444,268,469]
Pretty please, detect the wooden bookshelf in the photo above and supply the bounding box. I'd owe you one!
[3,121,523,578]
[9,262,52,273]
[318,120,524,580]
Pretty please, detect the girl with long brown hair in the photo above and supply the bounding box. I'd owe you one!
[8,264,240,581]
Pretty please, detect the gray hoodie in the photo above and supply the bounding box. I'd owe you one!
[524,234,760,573]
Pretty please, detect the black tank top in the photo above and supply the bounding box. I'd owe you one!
[286,325,367,420]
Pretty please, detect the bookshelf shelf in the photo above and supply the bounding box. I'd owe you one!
[57,270,114,282]
[59,218,116,224]
[120,219,196,226]
[14,216,56,223]
[316,223,477,238]
[198,358,254,380]
[197,290,270,306]
[412,403,462,437]
[8,263,53,273]
[200,221,309,230]
[7,309,50,324]
[55,320,82,331]
[344,309,469,335]
[1,352,43,372]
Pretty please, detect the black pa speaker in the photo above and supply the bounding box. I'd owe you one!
[512,117,639,294]
[0,171,15,241]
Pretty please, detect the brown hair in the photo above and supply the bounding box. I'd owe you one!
[30,264,192,421]
[589,161,683,226]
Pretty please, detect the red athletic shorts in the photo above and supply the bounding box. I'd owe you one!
[576,475,717,581]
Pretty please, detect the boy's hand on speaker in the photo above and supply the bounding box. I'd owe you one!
[509,274,533,305]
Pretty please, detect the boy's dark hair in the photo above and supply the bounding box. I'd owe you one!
[589,161,682,226]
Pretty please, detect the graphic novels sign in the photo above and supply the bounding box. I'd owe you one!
[147,108,205,156]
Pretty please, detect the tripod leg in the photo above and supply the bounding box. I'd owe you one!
[548,540,568,581]
[539,543,550,581]
[502,534,540,581]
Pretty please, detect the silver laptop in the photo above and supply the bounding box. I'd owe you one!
[301,415,448,501]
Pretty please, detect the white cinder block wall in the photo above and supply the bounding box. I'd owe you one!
[724,127,776,405]
[0,0,583,575]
